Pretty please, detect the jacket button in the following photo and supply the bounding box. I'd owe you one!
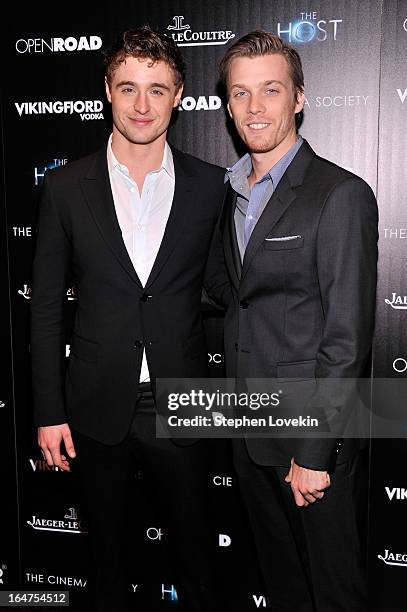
[134,340,143,348]
[140,294,152,302]
[240,300,249,309]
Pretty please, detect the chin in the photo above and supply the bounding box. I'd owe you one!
[247,141,275,154]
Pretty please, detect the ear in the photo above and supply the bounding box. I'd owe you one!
[294,88,305,114]
[227,101,233,119]
[173,83,184,108]
[105,77,112,103]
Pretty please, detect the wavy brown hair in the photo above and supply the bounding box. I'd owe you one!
[104,25,185,89]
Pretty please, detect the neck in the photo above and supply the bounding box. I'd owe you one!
[250,131,297,184]
[111,130,166,182]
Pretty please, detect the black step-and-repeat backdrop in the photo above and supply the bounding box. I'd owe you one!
[1,1,406,609]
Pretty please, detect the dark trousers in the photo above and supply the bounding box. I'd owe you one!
[71,385,213,612]
[233,439,368,612]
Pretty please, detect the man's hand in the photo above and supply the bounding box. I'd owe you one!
[38,423,76,472]
[285,457,330,507]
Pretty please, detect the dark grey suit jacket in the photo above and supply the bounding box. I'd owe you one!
[205,140,378,471]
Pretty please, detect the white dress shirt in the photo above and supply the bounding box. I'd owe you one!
[107,135,175,382]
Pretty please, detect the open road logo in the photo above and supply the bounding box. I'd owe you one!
[16,35,102,54]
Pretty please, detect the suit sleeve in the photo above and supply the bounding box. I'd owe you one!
[30,172,71,426]
[294,176,378,471]
[203,189,233,310]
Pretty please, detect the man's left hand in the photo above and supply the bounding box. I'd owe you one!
[285,458,331,507]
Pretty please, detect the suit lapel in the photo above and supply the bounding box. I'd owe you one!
[222,186,242,290]
[144,147,195,290]
[241,140,316,284]
[80,147,143,288]
[241,174,296,282]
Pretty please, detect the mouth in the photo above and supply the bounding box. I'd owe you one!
[129,117,154,126]
[246,123,270,131]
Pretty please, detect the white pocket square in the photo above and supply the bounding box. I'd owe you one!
[265,235,302,242]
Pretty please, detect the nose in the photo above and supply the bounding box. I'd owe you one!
[247,92,265,115]
[134,92,150,115]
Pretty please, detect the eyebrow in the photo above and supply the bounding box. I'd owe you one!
[230,79,286,89]
[115,80,171,91]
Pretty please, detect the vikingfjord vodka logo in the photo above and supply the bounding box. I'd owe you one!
[396,87,407,104]
[277,10,342,44]
[385,487,407,500]
[252,594,270,608]
[167,15,235,47]
[15,100,104,121]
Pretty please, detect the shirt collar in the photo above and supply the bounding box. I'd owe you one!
[225,136,303,188]
[107,134,174,179]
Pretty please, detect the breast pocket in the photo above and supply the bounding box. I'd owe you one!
[264,236,304,250]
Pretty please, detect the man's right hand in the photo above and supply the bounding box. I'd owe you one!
[38,423,76,472]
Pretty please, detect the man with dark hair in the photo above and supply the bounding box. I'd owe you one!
[31,26,225,612]
[206,30,377,611]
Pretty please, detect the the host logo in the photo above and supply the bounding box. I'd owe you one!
[34,158,68,186]
[146,527,167,541]
[178,95,222,112]
[385,293,407,310]
[386,487,407,500]
[27,507,87,534]
[161,584,178,602]
[12,226,32,237]
[15,100,103,121]
[393,358,407,373]
[378,549,407,567]
[277,11,342,44]
[16,36,102,54]
[383,228,407,239]
[396,87,407,104]
[167,15,235,47]
[219,533,231,547]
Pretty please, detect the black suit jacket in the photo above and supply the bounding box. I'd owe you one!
[31,144,225,444]
[205,140,378,471]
